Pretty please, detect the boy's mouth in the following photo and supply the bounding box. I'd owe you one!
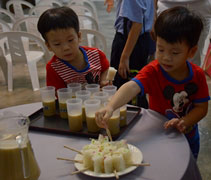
[162,64,173,70]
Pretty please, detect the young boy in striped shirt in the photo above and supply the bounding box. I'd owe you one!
[37,7,110,90]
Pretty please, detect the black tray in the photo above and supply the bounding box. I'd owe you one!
[29,105,141,140]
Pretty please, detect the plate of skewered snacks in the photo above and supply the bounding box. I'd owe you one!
[69,135,150,178]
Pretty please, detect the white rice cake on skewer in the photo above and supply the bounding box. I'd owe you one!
[92,152,104,173]
[104,154,113,173]
[112,154,126,172]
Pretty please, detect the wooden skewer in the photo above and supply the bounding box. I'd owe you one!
[71,167,90,175]
[106,128,113,142]
[113,169,119,179]
[64,145,83,155]
[56,157,82,163]
[129,163,150,166]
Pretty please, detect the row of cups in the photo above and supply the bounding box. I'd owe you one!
[40,83,127,135]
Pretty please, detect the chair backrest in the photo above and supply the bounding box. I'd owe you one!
[80,29,107,55]
[29,5,53,17]
[6,0,34,19]
[0,31,51,63]
[36,0,62,7]
[0,19,12,32]
[0,20,12,55]
[78,14,99,30]
[12,16,40,37]
[68,4,98,23]
[68,0,98,21]
[0,8,16,24]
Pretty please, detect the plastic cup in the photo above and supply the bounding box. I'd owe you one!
[84,99,101,133]
[67,83,82,97]
[102,85,117,97]
[85,84,100,96]
[104,102,120,135]
[76,90,91,122]
[120,104,127,127]
[40,86,56,116]
[93,91,109,106]
[66,98,83,132]
[57,88,72,119]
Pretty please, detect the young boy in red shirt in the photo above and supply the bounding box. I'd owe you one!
[95,6,210,159]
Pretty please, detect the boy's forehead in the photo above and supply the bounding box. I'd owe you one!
[157,37,188,48]
[46,28,78,40]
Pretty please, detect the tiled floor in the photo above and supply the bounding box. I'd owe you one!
[0,1,210,179]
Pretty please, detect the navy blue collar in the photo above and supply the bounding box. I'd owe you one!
[59,47,90,72]
[160,61,193,84]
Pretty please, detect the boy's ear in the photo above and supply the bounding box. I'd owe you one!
[78,31,82,42]
[188,45,198,58]
[45,41,52,51]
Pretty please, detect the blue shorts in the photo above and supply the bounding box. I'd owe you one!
[185,124,200,159]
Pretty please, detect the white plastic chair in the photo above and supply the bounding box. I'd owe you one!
[0,19,12,33]
[80,29,107,55]
[68,4,98,24]
[29,5,53,17]
[78,14,99,30]
[0,8,16,25]
[12,16,40,37]
[0,31,51,91]
[6,0,34,19]
[68,0,98,21]
[36,0,62,7]
[0,46,8,85]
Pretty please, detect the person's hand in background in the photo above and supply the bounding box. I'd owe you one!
[104,0,114,13]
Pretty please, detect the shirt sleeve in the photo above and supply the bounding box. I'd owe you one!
[132,63,157,96]
[46,63,66,91]
[98,49,110,72]
[119,0,146,23]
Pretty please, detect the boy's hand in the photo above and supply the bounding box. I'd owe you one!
[104,0,114,13]
[164,118,187,133]
[95,106,113,129]
[100,80,109,87]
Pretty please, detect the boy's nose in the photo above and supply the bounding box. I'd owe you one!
[62,43,70,51]
[163,53,171,62]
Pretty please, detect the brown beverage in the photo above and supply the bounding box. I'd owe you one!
[42,100,56,116]
[82,106,86,122]
[86,115,100,133]
[108,116,120,135]
[120,108,127,127]
[68,114,83,132]
[59,102,68,119]
[0,141,40,180]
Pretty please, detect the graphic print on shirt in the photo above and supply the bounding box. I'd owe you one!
[51,49,102,85]
[163,82,198,120]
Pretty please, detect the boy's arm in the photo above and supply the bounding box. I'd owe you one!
[119,22,142,79]
[164,102,208,132]
[95,81,141,128]
[46,65,66,91]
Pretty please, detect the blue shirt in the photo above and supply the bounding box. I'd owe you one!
[115,0,154,35]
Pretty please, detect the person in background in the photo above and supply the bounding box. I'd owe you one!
[37,7,110,91]
[104,0,155,108]
[95,6,210,159]
[155,0,211,67]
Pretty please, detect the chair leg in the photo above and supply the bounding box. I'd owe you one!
[0,56,8,85]
[7,61,13,92]
[27,61,40,91]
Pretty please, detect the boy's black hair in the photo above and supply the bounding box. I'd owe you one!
[154,6,203,48]
[37,6,79,41]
